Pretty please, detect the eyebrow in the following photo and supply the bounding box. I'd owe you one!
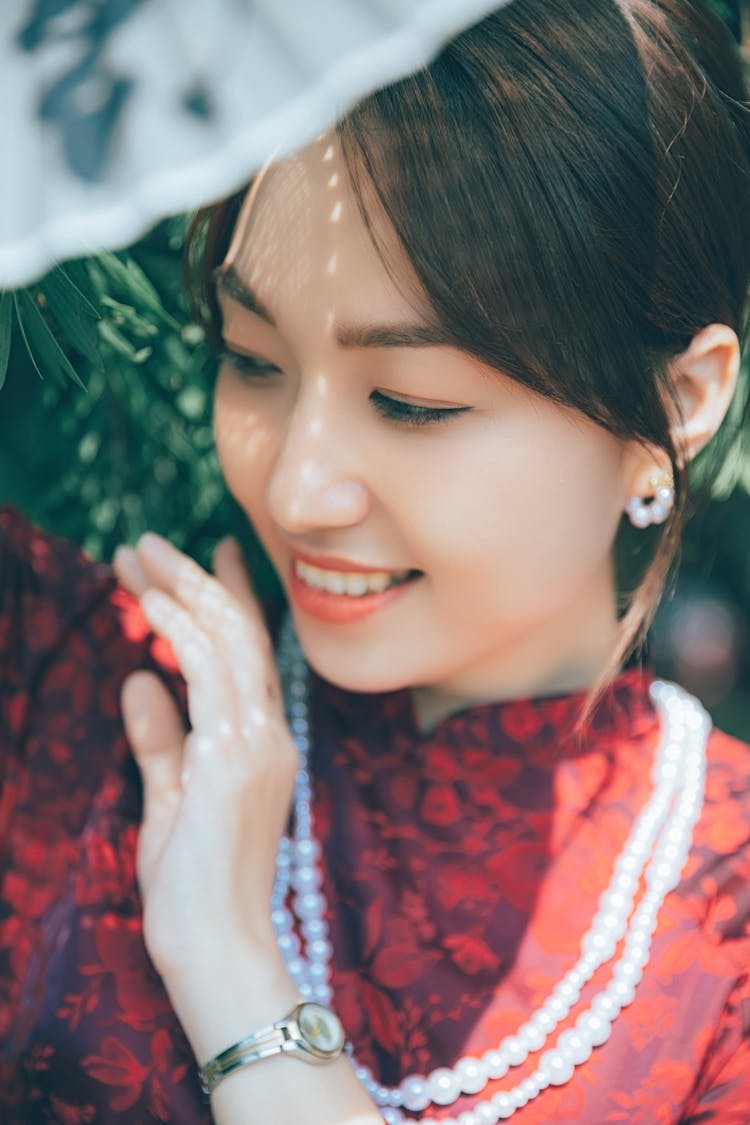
[214,263,451,350]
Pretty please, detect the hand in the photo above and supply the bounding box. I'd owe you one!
[113,534,298,982]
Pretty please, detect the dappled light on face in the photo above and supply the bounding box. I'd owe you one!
[213,380,272,464]
[224,151,314,314]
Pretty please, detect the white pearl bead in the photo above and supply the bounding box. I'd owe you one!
[539,1050,575,1086]
[499,1036,526,1066]
[381,1109,403,1125]
[518,1021,547,1051]
[609,978,636,1007]
[456,1056,488,1095]
[285,957,306,979]
[581,931,617,961]
[427,1067,462,1106]
[457,1112,478,1125]
[512,1086,528,1108]
[555,1029,592,1065]
[482,1049,509,1080]
[291,865,319,893]
[492,1092,515,1119]
[542,994,570,1022]
[529,1009,556,1034]
[302,918,328,941]
[591,993,620,1020]
[555,979,581,1005]
[521,1076,541,1099]
[576,1011,611,1047]
[614,960,642,985]
[307,939,333,962]
[276,932,301,956]
[296,891,326,919]
[400,1075,430,1112]
[474,1103,499,1124]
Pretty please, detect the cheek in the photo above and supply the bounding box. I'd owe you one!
[213,374,276,510]
[406,418,625,603]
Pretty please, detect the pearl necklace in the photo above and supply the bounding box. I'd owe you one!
[273,621,709,1124]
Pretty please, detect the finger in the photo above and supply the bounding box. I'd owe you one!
[121,670,185,812]
[212,539,283,711]
[140,588,235,736]
[212,537,264,624]
[138,534,280,728]
[112,544,150,597]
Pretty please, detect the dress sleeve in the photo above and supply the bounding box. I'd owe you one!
[0,508,208,1124]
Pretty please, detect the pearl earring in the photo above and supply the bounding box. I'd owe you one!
[626,473,675,529]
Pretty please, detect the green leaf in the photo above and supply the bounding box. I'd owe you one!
[0,290,12,391]
[97,252,180,329]
[39,265,101,364]
[13,291,86,390]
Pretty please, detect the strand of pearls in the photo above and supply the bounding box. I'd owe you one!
[274,622,709,1124]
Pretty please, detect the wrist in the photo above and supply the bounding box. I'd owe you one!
[159,938,302,1063]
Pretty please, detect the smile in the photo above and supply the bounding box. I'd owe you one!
[294,560,413,597]
[289,557,421,623]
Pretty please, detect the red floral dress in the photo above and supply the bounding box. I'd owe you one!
[1,506,749,1123]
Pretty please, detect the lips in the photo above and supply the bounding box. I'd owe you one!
[288,552,421,624]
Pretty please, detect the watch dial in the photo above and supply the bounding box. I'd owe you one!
[298,1003,345,1053]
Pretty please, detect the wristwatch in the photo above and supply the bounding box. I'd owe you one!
[199,1001,347,1095]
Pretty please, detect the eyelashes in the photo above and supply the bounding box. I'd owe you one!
[219,348,279,379]
[368,390,470,428]
[219,347,471,429]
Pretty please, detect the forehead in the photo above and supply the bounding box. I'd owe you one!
[222,136,428,325]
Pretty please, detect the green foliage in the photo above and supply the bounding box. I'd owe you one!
[0,221,277,602]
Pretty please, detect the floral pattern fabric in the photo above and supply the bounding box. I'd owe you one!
[1,506,749,1123]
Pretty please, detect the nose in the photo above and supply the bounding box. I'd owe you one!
[265,383,370,535]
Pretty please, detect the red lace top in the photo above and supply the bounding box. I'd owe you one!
[1,507,749,1124]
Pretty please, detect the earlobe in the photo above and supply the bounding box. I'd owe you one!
[668,323,740,465]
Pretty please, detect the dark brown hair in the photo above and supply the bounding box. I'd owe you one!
[187,0,750,679]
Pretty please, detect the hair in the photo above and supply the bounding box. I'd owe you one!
[186,0,750,688]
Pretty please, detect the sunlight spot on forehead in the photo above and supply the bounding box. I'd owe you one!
[326,251,338,276]
[323,145,335,161]
[330,200,343,223]
[325,310,335,336]
[328,173,339,188]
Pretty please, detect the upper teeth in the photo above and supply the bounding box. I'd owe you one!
[295,560,409,596]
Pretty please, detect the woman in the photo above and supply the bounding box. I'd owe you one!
[2,0,750,1121]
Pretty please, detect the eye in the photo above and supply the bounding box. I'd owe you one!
[370,389,471,428]
[219,347,280,379]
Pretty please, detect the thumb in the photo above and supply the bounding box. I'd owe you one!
[121,671,186,821]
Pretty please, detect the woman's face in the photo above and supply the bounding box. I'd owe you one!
[213,136,632,716]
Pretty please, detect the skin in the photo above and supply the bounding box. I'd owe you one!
[112,136,739,1124]
[215,137,630,730]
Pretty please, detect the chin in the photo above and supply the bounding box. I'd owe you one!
[293,625,415,696]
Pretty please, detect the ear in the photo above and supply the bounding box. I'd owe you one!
[667,323,740,465]
[621,324,740,509]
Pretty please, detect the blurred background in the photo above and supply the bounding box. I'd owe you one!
[0,0,748,740]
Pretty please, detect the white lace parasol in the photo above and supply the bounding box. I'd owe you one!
[0,0,510,286]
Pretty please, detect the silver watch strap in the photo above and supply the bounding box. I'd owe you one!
[200,1024,289,1095]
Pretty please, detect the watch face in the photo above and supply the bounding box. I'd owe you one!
[297,1003,345,1055]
